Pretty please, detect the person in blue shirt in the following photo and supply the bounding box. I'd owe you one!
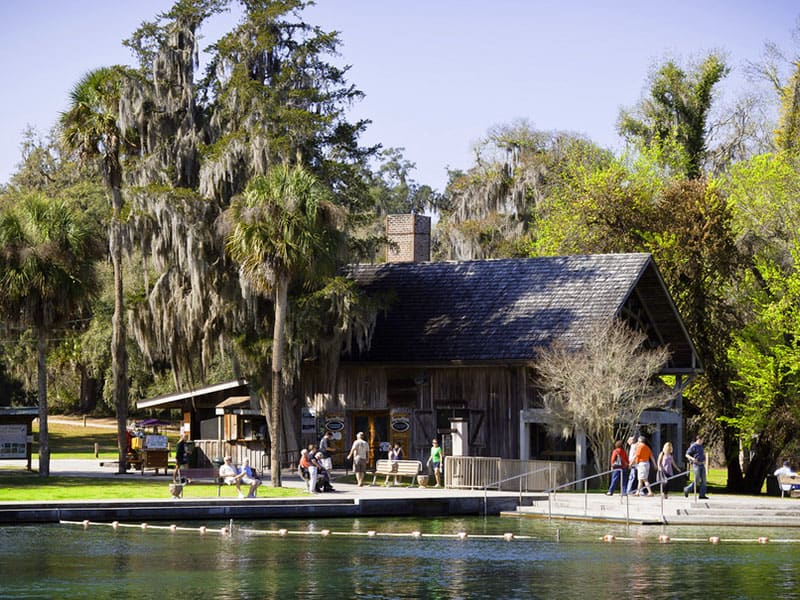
[240,457,262,498]
[683,436,708,499]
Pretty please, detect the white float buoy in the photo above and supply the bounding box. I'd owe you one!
[140,523,148,530]
[758,536,769,544]
[457,532,468,540]
[320,529,331,536]
[658,535,670,544]
[169,524,177,532]
[82,520,90,528]
[278,528,288,536]
[199,526,207,535]
[221,527,229,535]
[503,532,514,541]
[603,534,615,543]
[411,531,422,538]
[367,530,377,537]
[111,521,119,530]
[709,536,720,544]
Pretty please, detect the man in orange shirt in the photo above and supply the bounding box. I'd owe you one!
[632,436,657,496]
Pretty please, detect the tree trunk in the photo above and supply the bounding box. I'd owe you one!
[282,388,301,466]
[110,188,129,474]
[269,276,289,486]
[36,331,49,477]
[78,364,99,414]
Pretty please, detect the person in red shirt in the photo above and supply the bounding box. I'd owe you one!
[632,436,657,496]
[606,440,629,496]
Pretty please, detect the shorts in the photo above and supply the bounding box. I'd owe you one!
[353,457,366,474]
[637,462,650,480]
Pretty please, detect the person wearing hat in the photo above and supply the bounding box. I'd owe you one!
[219,455,246,498]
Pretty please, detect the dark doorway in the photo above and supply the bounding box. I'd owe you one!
[351,412,389,468]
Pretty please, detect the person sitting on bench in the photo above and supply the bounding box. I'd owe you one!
[240,457,262,498]
[219,455,247,498]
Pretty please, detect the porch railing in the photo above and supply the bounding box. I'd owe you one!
[192,440,269,472]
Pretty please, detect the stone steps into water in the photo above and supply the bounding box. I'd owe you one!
[506,493,800,526]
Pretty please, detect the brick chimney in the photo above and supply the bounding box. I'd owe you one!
[386,214,431,263]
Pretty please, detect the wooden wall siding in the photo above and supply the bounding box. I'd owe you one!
[299,364,531,459]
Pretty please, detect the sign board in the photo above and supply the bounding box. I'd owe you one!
[144,434,168,449]
[0,424,27,459]
[301,408,316,434]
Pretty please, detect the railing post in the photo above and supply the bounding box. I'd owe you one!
[584,479,588,516]
[625,491,630,525]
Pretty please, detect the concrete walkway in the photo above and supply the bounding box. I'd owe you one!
[7,459,800,527]
[511,489,800,526]
[0,458,530,524]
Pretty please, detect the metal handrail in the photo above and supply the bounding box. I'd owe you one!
[481,465,555,517]
[545,467,692,524]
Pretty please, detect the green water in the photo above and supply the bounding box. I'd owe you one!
[1,517,798,599]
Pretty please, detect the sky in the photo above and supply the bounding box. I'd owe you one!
[0,1,798,192]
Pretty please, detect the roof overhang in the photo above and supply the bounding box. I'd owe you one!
[137,379,248,410]
[215,396,261,416]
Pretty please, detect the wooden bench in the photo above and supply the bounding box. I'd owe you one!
[778,474,800,498]
[180,467,225,496]
[371,459,422,486]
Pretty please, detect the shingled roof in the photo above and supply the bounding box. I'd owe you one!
[345,253,700,373]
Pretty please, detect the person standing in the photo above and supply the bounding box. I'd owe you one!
[307,446,321,494]
[319,431,334,473]
[632,436,657,496]
[625,436,639,495]
[173,432,189,483]
[427,438,444,488]
[657,441,675,498]
[606,440,629,496]
[683,436,708,499]
[298,448,311,491]
[347,432,370,486]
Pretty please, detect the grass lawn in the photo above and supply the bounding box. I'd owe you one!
[0,419,305,501]
[34,420,171,460]
[0,472,305,501]
[41,422,122,460]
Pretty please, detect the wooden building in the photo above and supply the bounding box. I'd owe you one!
[299,248,701,476]
[137,216,701,478]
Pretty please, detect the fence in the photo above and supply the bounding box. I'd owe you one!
[444,456,575,491]
[192,440,269,472]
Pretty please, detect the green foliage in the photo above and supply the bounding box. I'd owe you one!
[618,53,728,178]
[0,193,103,331]
[437,122,612,260]
[719,150,800,474]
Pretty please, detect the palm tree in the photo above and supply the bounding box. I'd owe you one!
[61,66,137,473]
[225,163,342,486]
[0,194,102,476]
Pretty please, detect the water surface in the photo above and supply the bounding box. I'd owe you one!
[1,517,797,599]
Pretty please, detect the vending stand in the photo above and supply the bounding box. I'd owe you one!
[127,419,171,475]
